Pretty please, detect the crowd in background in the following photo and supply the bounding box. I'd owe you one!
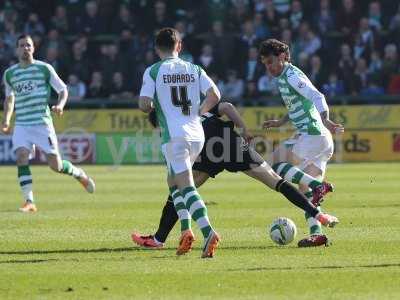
[1,0,400,106]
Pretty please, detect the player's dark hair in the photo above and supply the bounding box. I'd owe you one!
[148,109,159,128]
[155,27,180,51]
[259,39,291,62]
[16,34,33,46]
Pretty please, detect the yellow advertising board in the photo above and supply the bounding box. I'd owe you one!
[251,129,400,162]
[53,105,400,133]
[51,105,400,162]
[239,105,400,131]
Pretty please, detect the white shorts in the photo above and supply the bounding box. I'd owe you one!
[291,133,334,174]
[161,140,204,175]
[12,124,59,156]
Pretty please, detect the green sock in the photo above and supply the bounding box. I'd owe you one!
[18,165,34,202]
[170,186,191,232]
[182,186,212,238]
[273,162,322,189]
[304,190,323,235]
[61,160,82,178]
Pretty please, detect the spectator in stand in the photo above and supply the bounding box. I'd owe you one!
[352,58,370,94]
[338,43,355,92]
[323,73,345,97]
[368,50,383,77]
[368,1,384,32]
[265,0,280,36]
[308,55,326,90]
[109,72,133,100]
[302,29,321,57]
[67,74,87,101]
[389,4,400,42]
[87,71,109,98]
[196,44,221,77]
[353,18,376,60]
[223,70,245,104]
[280,29,300,64]
[3,20,19,49]
[258,70,279,96]
[68,40,91,82]
[273,0,290,16]
[44,47,68,79]
[244,81,260,105]
[336,0,361,41]
[204,21,234,71]
[297,52,310,73]
[254,12,269,39]
[241,46,264,82]
[228,0,252,31]
[50,5,70,34]
[210,73,226,96]
[112,4,136,34]
[0,38,14,70]
[99,43,126,83]
[381,44,399,89]
[42,29,68,59]
[24,13,45,35]
[289,0,303,30]
[314,0,335,35]
[238,19,260,54]
[253,0,268,13]
[150,1,172,33]
[79,1,104,35]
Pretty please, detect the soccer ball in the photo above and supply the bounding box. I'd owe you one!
[269,217,297,245]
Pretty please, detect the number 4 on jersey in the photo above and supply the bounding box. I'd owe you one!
[170,86,192,115]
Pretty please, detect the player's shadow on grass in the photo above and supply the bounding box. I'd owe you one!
[0,246,175,256]
[0,244,277,256]
[227,263,400,272]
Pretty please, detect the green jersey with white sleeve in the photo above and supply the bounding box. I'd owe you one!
[277,63,329,136]
[3,60,67,126]
[140,57,219,144]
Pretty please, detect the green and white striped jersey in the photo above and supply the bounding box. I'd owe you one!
[277,63,329,136]
[140,57,218,144]
[3,60,67,126]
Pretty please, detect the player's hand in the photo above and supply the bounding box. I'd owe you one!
[1,121,11,134]
[263,119,282,129]
[51,105,64,116]
[324,119,344,134]
[242,128,253,143]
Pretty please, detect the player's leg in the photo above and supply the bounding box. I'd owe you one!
[132,170,211,248]
[15,147,37,212]
[291,135,336,247]
[272,161,333,204]
[46,153,95,193]
[171,141,219,258]
[37,124,95,193]
[243,160,336,225]
[12,125,37,212]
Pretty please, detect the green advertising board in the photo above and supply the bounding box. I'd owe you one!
[96,132,164,164]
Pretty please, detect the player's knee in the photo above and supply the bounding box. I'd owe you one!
[16,151,30,165]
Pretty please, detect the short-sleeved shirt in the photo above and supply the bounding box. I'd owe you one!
[3,60,66,126]
[140,57,218,144]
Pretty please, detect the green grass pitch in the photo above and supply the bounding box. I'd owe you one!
[1,163,400,299]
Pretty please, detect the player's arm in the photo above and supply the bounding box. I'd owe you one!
[218,102,252,140]
[286,71,344,134]
[263,114,289,129]
[198,67,221,115]
[2,95,15,133]
[139,67,155,113]
[139,96,154,113]
[47,64,68,116]
[1,72,15,133]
